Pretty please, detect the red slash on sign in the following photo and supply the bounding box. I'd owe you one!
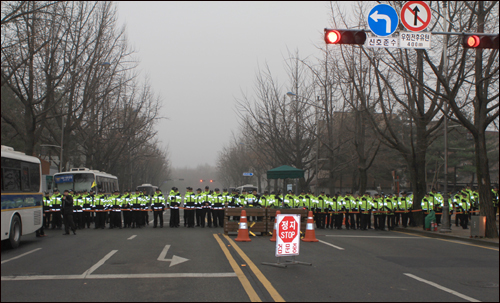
[401,1,431,32]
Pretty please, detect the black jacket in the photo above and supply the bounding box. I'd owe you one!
[61,195,74,215]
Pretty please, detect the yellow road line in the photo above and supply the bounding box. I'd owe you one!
[392,230,499,251]
[213,234,261,302]
[224,234,285,302]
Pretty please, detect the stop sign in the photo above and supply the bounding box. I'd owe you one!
[278,215,299,243]
[276,214,301,257]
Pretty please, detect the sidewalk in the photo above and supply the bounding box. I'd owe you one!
[394,215,499,246]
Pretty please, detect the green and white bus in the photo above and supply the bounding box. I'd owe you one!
[1,146,43,248]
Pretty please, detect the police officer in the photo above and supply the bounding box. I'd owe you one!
[81,190,93,229]
[430,188,443,225]
[184,187,196,228]
[152,188,165,228]
[397,191,411,228]
[130,189,143,228]
[169,187,181,228]
[210,188,224,227]
[195,188,204,227]
[201,186,212,227]
[43,191,52,229]
[121,189,132,228]
[50,189,63,229]
[94,190,107,229]
[109,190,122,229]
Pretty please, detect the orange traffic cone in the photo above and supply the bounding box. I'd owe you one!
[235,210,251,242]
[270,210,281,242]
[302,211,319,242]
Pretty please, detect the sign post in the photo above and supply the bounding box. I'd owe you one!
[262,214,311,268]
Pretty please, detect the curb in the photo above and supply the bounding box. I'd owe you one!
[394,227,500,247]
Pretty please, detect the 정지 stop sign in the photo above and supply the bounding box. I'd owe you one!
[276,214,301,257]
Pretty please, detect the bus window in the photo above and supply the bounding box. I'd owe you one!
[3,169,21,191]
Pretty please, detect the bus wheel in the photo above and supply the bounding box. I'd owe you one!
[9,215,22,248]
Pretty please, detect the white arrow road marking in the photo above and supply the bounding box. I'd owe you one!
[157,245,189,267]
[370,10,391,33]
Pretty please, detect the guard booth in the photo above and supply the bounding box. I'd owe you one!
[224,208,267,235]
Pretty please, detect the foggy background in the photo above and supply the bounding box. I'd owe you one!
[116,1,351,174]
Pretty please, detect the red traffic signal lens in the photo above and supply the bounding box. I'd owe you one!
[326,30,341,44]
[210,180,213,183]
[466,35,480,48]
[200,179,203,182]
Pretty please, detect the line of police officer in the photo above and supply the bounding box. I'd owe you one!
[43,184,499,231]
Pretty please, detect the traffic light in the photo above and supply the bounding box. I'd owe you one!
[324,28,367,45]
[210,180,213,183]
[463,34,499,49]
[200,179,204,183]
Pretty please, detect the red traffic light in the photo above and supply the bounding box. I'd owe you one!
[324,29,366,45]
[466,35,480,48]
[463,34,499,49]
[200,179,204,182]
[210,180,213,183]
[325,30,341,44]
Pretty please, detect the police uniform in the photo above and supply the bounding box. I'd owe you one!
[152,189,165,228]
[50,190,63,229]
[210,189,225,227]
[169,187,181,228]
[109,191,122,229]
[121,191,132,228]
[183,187,196,228]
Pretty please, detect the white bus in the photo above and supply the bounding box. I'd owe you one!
[235,184,258,194]
[136,184,158,196]
[53,168,119,194]
[1,145,43,248]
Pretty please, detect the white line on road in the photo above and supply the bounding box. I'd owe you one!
[318,239,345,250]
[82,250,118,278]
[325,235,421,238]
[127,235,137,240]
[1,272,237,281]
[1,248,42,265]
[404,273,481,302]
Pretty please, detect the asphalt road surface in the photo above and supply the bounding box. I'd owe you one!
[2,213,499,302]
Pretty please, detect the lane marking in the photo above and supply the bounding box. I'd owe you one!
[1,272,237,281]
[392,231,499,251]
[213,234,261,302]
[404,273,481,302]
[127,235,137,240]
[223,234,285,302]
[318,239,345,250]
[1,248,42,264]
[82,250,118,277]
[325,235,421,239]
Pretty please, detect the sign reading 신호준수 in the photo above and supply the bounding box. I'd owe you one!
[276,214,301,257]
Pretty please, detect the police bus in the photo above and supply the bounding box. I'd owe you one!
[136,184,158,196]
[53,168,119,194]
[235,184,258,194]
[1,146,43,248]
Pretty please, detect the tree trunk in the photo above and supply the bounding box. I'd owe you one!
[476,132,497,238]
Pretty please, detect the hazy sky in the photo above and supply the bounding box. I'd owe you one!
[116,1,350,169]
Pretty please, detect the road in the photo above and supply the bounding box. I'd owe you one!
[1,213,499,302]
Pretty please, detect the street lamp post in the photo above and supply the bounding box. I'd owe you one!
[440,1,452,233]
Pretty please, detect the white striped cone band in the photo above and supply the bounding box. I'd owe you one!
[306,223,314,230]
[241,216,246,219]
[274,222,277,230]
[308,217,313,219]
[239,222,248,229]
